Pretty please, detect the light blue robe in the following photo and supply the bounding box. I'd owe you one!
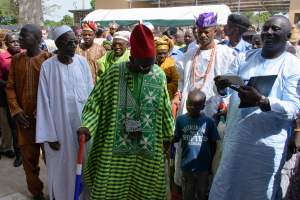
[209,49,300,200]
[36,55,93,200]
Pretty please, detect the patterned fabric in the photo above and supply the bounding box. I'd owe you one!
[113,63,163,157]
[196,12,218,28]
[76,42,106,83]
[159,57,179,100]
[81,62,174,200]
[96,49,130,78]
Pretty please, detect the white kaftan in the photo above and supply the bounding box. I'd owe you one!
[174,44,235,185]
[36,54,93,200]
[209,49,300,200]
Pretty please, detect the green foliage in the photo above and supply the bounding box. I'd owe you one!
[90,0,95,9]
[44,19,61,27]
[60,15,74,26]
[0,15,17,25]
[241,11,272,29]
[0,0,18,24]
[44,15,74,27]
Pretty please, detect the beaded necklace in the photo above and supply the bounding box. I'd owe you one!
[191,45,216,89]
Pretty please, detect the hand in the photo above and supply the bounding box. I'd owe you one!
[48,141,60,151]
[237,86,262,106]
[77,127,91,142]
[14,112,30,128]
[214,76,231,95]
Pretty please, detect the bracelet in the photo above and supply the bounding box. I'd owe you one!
[294,129,300,132]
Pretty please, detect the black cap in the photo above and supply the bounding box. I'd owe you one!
[228,14,251,30]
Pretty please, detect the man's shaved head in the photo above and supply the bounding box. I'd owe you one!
[261,15,292,58]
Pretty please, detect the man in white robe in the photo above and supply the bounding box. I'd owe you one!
[173,12,235,186]
[36,26,93,200]
[211,15,300,200]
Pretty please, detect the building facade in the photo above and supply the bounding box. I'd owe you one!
[289,0,300,24]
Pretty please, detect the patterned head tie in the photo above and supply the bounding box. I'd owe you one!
[82,21,97,32]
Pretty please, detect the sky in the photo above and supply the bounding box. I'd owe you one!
[44,0,91,21]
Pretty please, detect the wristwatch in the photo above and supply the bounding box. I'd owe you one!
[257,95,271,112]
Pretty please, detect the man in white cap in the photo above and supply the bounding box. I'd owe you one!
[6,24,51,200]
[96,30,131,78]
[35,25,94,200]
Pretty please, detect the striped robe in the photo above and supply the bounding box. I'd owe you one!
[81,62,174,200]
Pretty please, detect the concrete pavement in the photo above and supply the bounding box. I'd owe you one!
[0,156,47,200]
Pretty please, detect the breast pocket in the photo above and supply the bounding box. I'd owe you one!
[75,83,89,104]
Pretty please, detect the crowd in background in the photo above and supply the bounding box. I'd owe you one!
[0,11,300,200]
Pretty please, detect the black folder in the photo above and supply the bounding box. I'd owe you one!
[239,75,277,108]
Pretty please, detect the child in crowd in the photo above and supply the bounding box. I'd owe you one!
[173,89,219,200]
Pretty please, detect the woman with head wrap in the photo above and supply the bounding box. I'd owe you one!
[155,35,179,100]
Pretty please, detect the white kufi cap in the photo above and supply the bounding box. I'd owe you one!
[113,31,131,42]
[52,25,73,41]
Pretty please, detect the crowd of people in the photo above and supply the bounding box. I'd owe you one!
[0,10,300,200]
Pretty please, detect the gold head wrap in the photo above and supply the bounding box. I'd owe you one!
[155,35,174,52]
[290,25,299,44]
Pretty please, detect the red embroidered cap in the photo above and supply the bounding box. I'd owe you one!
[130,24,155,59]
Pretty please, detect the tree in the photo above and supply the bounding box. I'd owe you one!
[60,15,74,26]
[0,0,18,24]
[241,11,272,30]
[44,19,61,27]
[90,0,95,9]
[18,0,43,25]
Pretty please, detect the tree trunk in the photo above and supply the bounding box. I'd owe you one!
[18,0,43,25]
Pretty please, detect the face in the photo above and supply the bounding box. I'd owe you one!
[130,56,155,74]
[197,27,216,47]
[19,28,41,50]
[6,35,20,54]
[224,21,238,37]
[184,30,194,45]
[112,38,128,56]
[156,48,168,64]
[58,31,77,57]
[261,17,290,54]
[175,31,184,46]
[42,29,48,40]
[82,30,95,46]
[186,96,205,118]
[75,29,82,44]
[109,27,118,35]
[252,35,263,49]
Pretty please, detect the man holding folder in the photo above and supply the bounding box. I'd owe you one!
[210,15,300,200]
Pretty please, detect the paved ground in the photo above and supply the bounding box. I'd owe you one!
[0,156,47,200]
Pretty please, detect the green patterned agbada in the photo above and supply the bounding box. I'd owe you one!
[82,62,174,200]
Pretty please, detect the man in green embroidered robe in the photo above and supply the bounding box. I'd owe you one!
[96,30,131,79]
[78,24,174,200]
